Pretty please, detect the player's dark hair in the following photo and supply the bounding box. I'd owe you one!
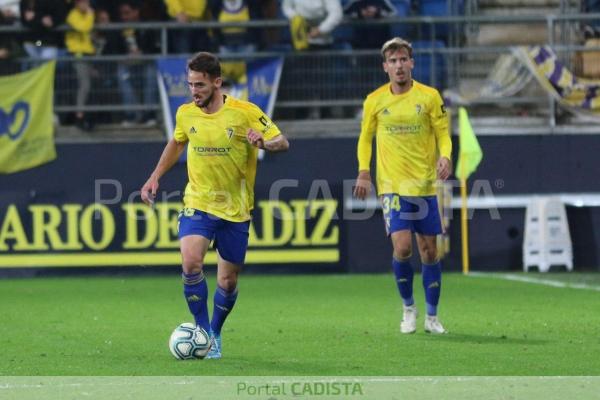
[187,52,221,78]
[381,37,413,60]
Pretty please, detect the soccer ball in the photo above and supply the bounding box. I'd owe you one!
[168,323,211,360]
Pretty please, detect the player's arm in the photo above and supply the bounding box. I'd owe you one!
[141,138,187,206]
[246,104,289,152]
[431,92,452,181]
[353,96,377,200]
[247,129,289,152]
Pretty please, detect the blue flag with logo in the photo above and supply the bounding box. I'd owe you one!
[0,61,56,174]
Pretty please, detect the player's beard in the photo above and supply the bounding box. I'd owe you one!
[196,89,214,108]
[395,68,408,83]
[395,71,411,88]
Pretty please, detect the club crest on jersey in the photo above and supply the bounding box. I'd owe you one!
[226,127,234,140]
[415,104,422,114]
[189,126,197,134]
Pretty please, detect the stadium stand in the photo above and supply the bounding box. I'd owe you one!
[0,0,598,138]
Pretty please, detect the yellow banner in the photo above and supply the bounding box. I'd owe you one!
[0,200,341,268]
[0,61,56,174]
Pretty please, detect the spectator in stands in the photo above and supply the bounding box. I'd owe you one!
[92,6,119,56]
[164,0,211,54]
[281,0,345,118]
[210,0,260,54]
[92,0,119,21]
[116,0,161,126]
[140,0,168,23]
[258,0,279,50]
[344,0,396,49]
[282,0,343,50]
[209,0,260,87]
[65,0,95,131]
[0,0,19,23]
[0,4,21,75]
[19,0,66,62]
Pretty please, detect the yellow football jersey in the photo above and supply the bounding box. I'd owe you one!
[357,80,452,196]
[173,96,281,222]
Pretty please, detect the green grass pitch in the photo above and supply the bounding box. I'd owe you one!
[1,272,600,376]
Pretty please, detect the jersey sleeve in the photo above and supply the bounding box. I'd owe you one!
[246,103,281,141]
[173,107,188,143]
[430,90,452,159]
[357,95,378,171]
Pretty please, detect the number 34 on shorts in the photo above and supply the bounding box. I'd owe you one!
[380,194,442,236]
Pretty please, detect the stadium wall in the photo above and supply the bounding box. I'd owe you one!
[1,135,599,275]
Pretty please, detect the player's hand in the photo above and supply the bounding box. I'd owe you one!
[247,129,265,149]
[437,157,452,181]
[308,27,321,38]
[141,177,159,206]
[353,171,372,200]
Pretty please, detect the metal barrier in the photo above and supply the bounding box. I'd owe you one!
[1,13,600,127]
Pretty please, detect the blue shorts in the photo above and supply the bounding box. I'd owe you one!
[178,208,250,264]
[381,194,442,236]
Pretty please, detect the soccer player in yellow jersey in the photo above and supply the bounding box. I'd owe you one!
[140,52,289,358]
[353,38,452,334]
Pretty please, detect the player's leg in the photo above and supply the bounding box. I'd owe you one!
[391,229,418,334]
[178,209,217,334]
[414,196,446,333]
[383,194,418,333]
[415,233,441,315]
[206,255,240,359]
[211,256,241,337]
[207,219,249,359]
[391,229,415,306]
[180,234,212,333]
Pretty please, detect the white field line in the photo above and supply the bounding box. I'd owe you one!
[470,272,600,292]
[0,376,594,390]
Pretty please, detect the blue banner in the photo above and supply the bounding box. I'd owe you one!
[155,57,190,139]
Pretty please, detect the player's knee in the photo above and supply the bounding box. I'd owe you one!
[181,257,204,275]
[393,246,412,260]
[217,274,238,292]
[420,248,438,264]
[393,251,412,261]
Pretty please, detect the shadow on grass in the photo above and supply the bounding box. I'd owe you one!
[417,333,549,346]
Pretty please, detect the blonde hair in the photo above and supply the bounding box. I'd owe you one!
[381,37,413,60]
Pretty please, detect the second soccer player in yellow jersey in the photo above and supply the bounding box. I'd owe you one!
[141,52,289,359]
[354,38,452,335]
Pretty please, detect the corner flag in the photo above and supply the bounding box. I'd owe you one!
[455,107,482,275]
[455,107,482,180]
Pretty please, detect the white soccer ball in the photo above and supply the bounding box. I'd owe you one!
[168,323,210,360]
